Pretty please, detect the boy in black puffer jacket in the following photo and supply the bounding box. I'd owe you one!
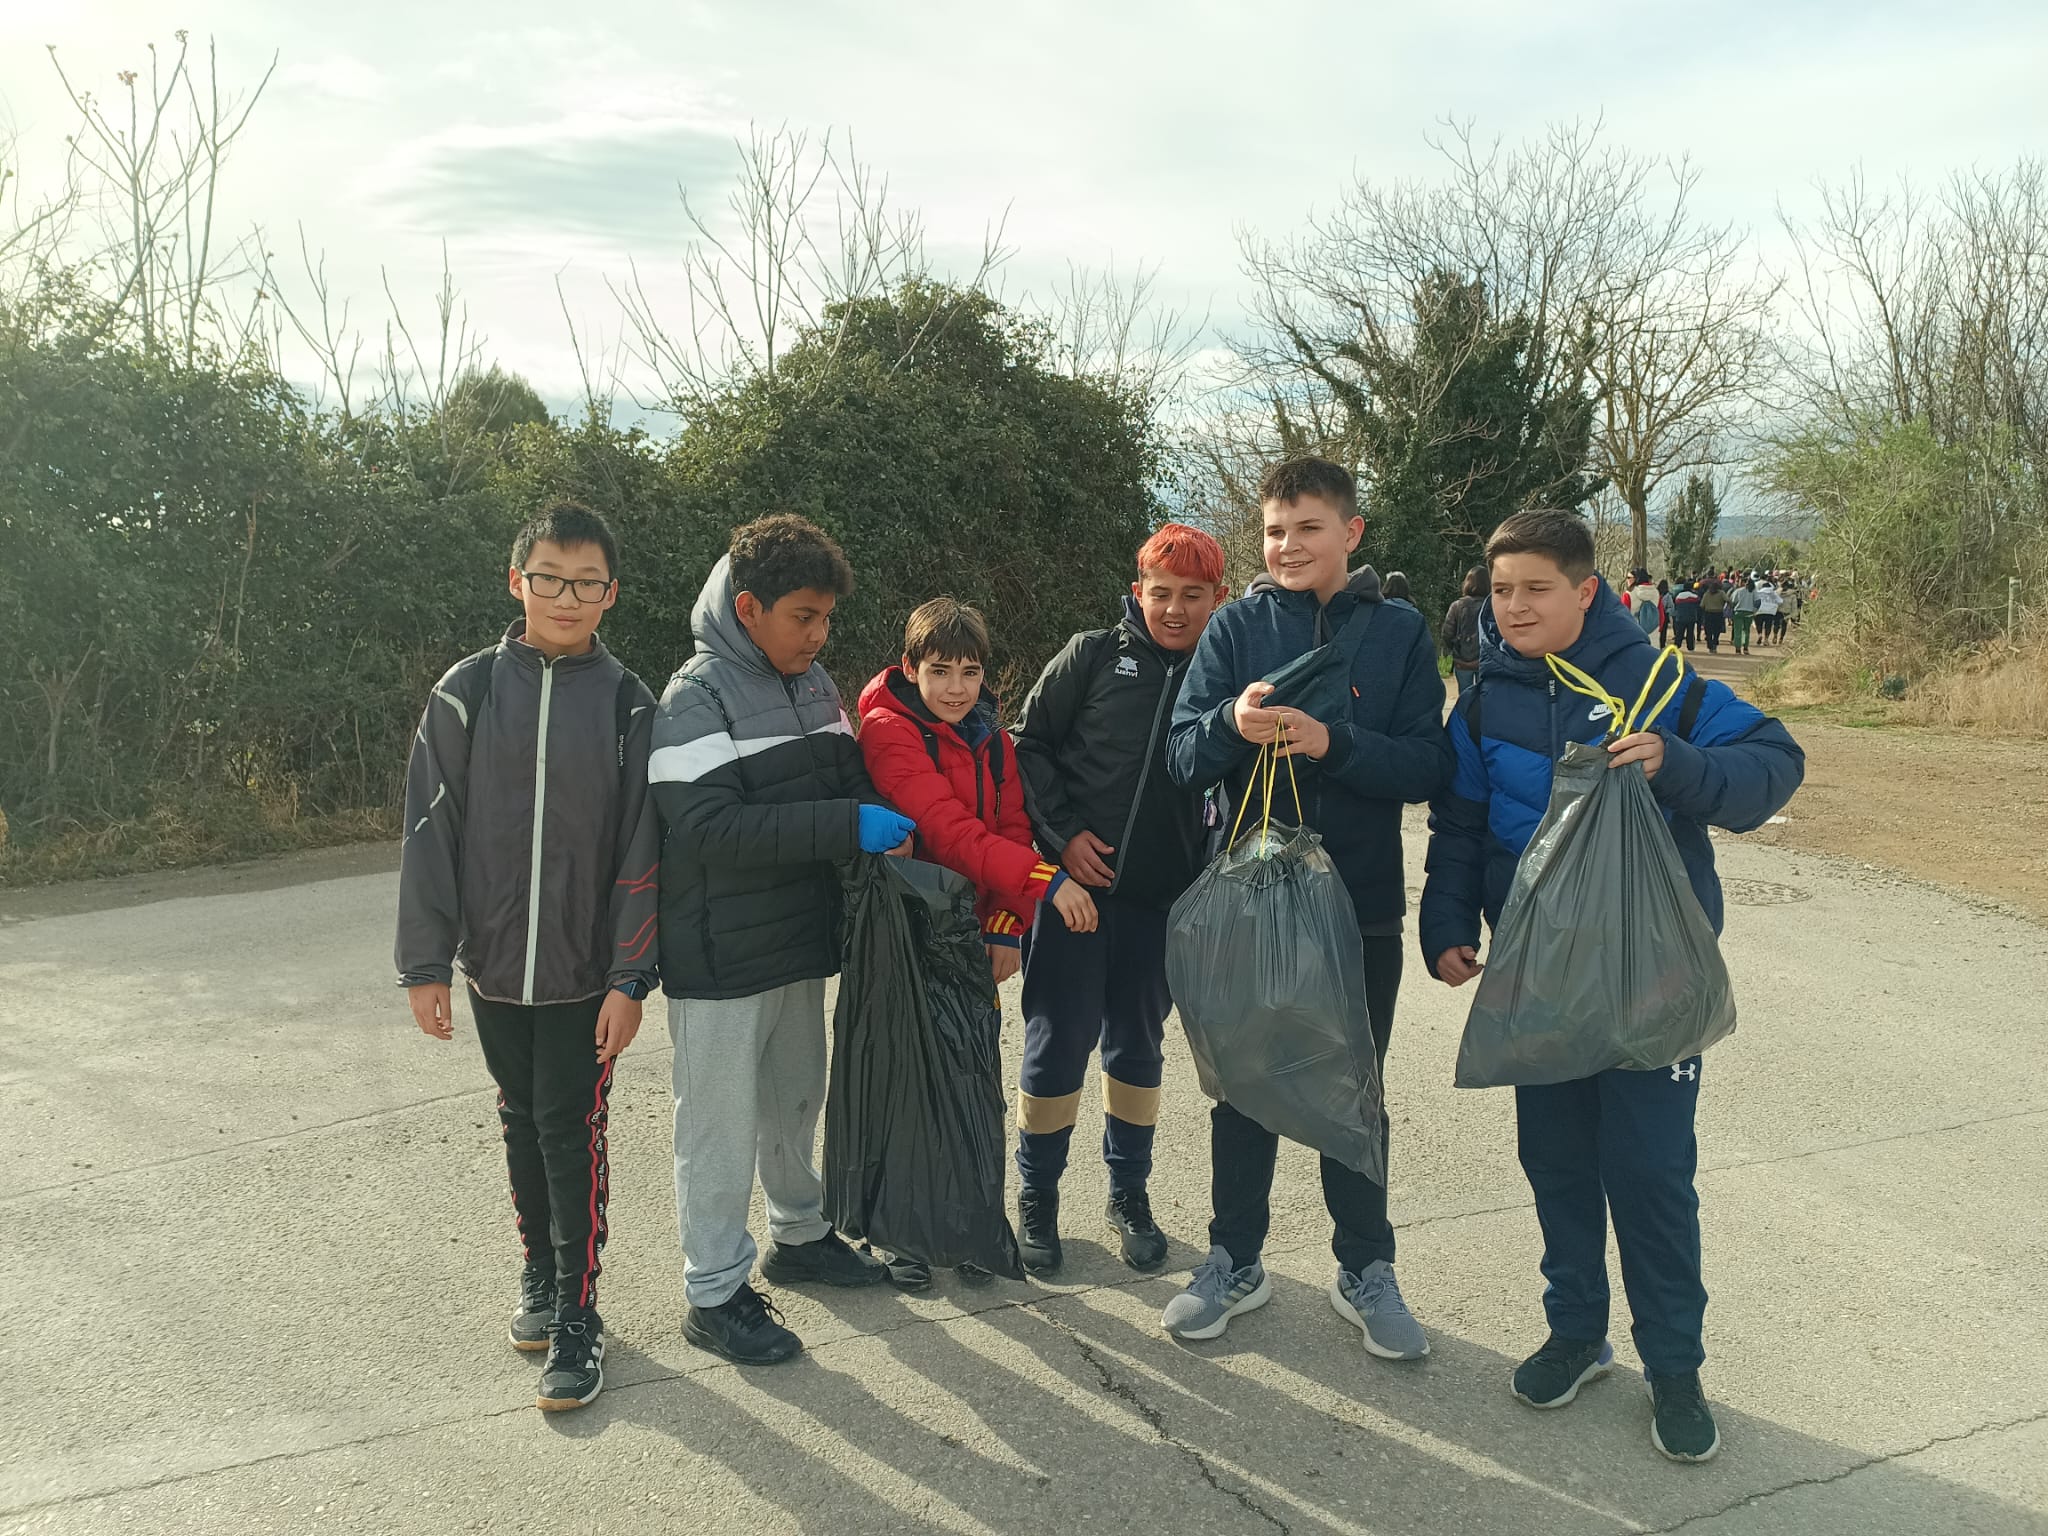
[650,516,913,1366]
[1010,524,1229,1275]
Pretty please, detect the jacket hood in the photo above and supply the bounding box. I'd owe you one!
[691,555,780,679]
[857,664,1001,742]
[1479,577,1652,682]
[1243,563,1384,606]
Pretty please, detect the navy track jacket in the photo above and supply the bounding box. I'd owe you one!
[1418,583,1805,975]
[1165,566,1450,928]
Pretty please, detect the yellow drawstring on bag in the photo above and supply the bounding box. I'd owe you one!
[1226,717,1307,855]
[1545,644,1688,741]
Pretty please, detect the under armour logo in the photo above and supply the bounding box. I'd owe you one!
[1671,1062,1698,1082]
[1588,702,1614,723]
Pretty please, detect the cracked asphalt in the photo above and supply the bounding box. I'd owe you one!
[3,810,2045,1535]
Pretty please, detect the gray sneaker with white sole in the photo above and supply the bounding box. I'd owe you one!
[1160,1246,1270,1340]
[1330,1260,1429,1359]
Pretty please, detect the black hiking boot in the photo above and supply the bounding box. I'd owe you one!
[1648,1370,1722,1462]
[509,1261,555,1353]
[1511,1333,1614,1408]
[535,1307,605,1411]
[1017,1186,1063,1274]
[1106,1186,1168,1271]
[760,1228,889,1288]
[683,1282,802,1366]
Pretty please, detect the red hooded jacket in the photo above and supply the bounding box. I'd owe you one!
[856,667,1062,945]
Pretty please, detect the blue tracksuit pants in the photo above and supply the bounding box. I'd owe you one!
[1015,894,1169,1193]
[1515,1055,1708,1377]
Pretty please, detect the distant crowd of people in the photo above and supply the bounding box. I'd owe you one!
[1617,568,1807,658]
[1435,562,1814,691]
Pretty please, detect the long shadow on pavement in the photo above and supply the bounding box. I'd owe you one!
[564,1268,2047,1536]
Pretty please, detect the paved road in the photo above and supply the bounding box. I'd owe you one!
[3,812,2045,1536]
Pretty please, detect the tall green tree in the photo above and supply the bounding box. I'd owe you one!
[1279,269,1602,616]
[671,279,1163,698]
[1664,472,1722,576]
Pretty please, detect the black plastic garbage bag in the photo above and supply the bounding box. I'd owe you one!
[1456,740,1738,1088]
[824,852,1024,1279]
[1166,756,1386,1181]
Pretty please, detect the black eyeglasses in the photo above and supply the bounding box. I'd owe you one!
[522,571,614,604]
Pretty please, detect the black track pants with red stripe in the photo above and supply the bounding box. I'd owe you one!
[468,990,614,1311]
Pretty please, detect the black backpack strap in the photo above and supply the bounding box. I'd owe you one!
[1331,597,1381,661]
[1674,672,1707,742]
[1465,673,1483,750]
[446,646,499,746]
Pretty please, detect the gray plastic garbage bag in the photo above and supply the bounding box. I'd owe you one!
[1455,740,1738,1088]
[1166,814,1386,1182]
[825,853,1024,1279]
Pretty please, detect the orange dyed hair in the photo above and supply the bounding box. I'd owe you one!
[1136,523,1226,586]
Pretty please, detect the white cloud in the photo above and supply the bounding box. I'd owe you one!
[281,52,383,102]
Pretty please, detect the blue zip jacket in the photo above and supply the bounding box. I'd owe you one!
[1418,582,1805,975]
[1166,565,1450,927]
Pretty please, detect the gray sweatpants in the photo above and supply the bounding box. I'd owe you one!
[668,979,833,1307]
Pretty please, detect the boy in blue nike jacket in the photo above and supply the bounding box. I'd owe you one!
[1162,457,1450,1360]
[1420,510,1804,1466]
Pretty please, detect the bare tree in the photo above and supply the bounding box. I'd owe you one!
[44,33,275,362]
[1237,118,1777,567]
[1779,160,2048,516]
[612,125,1009,415]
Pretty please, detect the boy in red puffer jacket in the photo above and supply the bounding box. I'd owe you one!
[857,596,1099,1287]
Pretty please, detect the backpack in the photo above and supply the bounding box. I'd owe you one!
[1446,597,1482,665]
[443,646,645,779]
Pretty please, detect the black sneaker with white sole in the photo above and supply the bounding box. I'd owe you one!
[535,1308,604,1411]
[1511,1333,1614,1408]
[683,1282,803,1365]
[1648,1370,1721,1462]
[510,1262,555,1353]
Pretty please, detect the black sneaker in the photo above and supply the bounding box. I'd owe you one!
[955,1263,994,1288]
[1106,1186,1168,1271]
[535,1308,604,1411]
[510,1262,555,1353]
[1017,1186,1063,1274]
[759,1228,889,1288]
[683,1282,802,1366]
[1511,1333,1614,1408]
[1648,1370,1722,1462]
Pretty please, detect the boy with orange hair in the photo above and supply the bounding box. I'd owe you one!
[1010,524,1229,1272]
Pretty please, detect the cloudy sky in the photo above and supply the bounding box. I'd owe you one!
[3,0,2041,412]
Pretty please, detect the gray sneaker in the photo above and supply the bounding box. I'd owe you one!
[1160,1245,1270,1340]
[1330,1261,1429,1360]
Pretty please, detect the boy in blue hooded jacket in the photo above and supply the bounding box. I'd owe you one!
[1420,510,1804,1465]
[1162,456,1450,1361]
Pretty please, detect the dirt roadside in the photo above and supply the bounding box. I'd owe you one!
[1658,646,2043,924]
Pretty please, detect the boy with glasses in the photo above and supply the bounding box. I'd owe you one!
[396,500,660,1413]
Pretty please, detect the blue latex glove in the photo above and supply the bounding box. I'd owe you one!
[857,804,916,854]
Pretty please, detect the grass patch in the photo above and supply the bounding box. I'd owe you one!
[0,790,397,887]
[1752,628,2048,739]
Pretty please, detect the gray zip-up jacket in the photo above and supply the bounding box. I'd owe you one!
[395,621,660,1005]
[649,557,884,1001]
